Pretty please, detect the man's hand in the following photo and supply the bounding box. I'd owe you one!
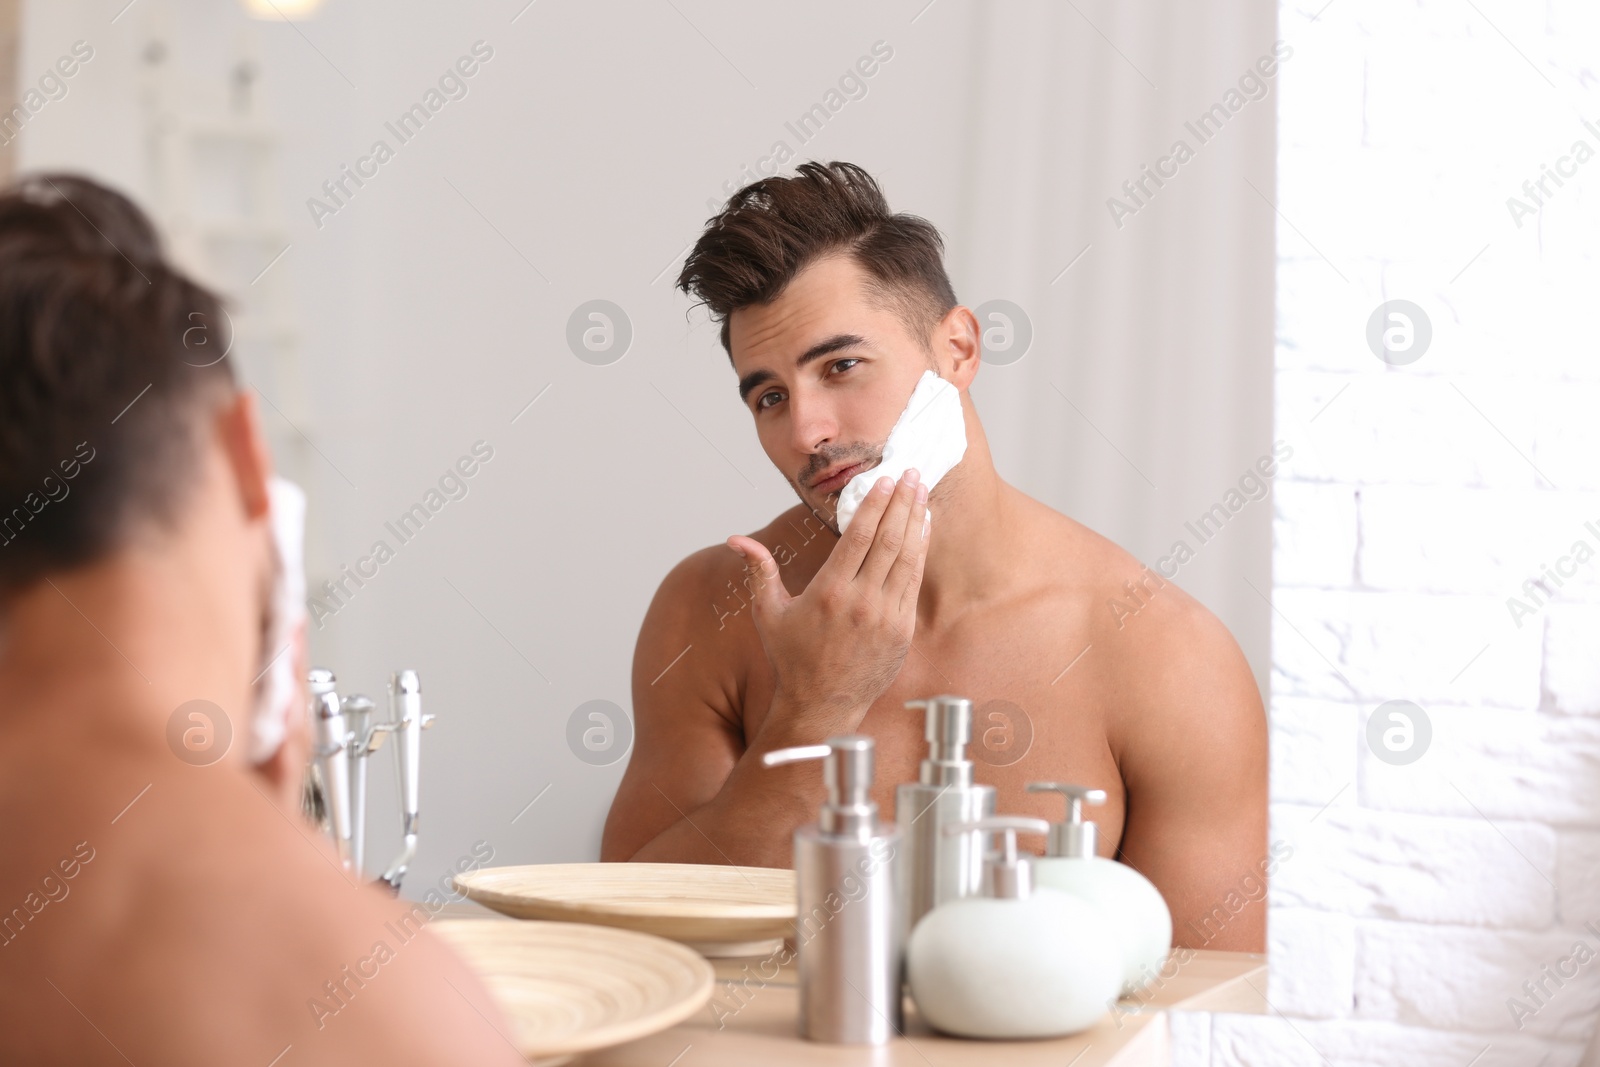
[601,466,932,866]
[725,467,931,745]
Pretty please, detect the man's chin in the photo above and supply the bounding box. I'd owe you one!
[818,505,842,538]
[797,494,841,538]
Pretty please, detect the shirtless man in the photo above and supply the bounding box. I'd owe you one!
[601,161,1268,952]
[0,175,524,1064]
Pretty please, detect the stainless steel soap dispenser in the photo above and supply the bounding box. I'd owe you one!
[896,695,996,938]
[763,735,903,1045]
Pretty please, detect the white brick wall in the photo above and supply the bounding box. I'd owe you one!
[1192,0,1600,1062]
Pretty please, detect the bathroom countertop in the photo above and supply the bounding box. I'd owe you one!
[429,901,1266,1066]
[581,946,1269,1067]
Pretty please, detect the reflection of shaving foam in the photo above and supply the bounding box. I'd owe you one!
[250,477,308,764]
[835,370,967,534]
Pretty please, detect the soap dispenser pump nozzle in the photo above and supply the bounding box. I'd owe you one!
[905,695,975,786]
[896,696,996,935]
[944,815,1050,899]
[763,735,878,837]
[1026,782,1106,859]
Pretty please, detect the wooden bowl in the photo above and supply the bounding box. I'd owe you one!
[430,919,713,1062]
[452,863,797,956]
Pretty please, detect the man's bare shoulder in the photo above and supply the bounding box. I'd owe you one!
[1023,493,1255,710]
[1049,510,1263,772]
[648,504,833,642]
[1015,491,1221,644]
[639,540,747,658]
[632,522,783,719]
[0,730,521,1065]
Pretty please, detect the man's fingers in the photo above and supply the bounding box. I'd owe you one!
[818,474,895,581]
[855,471,919,590]
[897,513,931,618]
[884,480,929,608]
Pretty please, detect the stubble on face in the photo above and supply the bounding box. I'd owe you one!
[791,448,880,539]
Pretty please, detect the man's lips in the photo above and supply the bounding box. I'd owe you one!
[811,460,873,494]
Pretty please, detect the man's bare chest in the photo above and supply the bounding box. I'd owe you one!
[731,601,1129,854]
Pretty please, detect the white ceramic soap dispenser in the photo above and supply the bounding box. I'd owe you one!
[1028,782,1173,995]
[905,816,1122,1039]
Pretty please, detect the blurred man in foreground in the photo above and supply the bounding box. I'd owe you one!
[0,174,523,1065]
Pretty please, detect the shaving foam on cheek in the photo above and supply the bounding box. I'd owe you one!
[835,369,967,535]
[250,476,309,764]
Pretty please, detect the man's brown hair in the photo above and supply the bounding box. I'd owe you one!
[677,161,958,358]
[0,172,236,599]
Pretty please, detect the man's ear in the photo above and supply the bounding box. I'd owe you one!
[214,389,272,522]
[939,306,982,391]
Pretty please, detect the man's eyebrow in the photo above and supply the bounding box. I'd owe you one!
[737,333,870,405]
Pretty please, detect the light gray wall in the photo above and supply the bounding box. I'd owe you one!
[19,0,1273,900]
[0,0,19,181]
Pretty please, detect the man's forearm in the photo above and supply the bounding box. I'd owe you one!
[626,762,808,866]
[627,689,859,867]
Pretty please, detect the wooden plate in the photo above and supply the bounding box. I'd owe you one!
[430,919,713,1062]
[452,863,797,954]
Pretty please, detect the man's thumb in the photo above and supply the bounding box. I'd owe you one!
[726,536,787,613]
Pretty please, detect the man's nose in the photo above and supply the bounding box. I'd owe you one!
[787,389,839,457]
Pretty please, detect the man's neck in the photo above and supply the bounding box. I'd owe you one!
[911,393,1030,629]
[0,552,255,747]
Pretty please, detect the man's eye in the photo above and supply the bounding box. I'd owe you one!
[756,359,860,412]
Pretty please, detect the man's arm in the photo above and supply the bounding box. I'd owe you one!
[600,550,828,867]
[1108,587,1270,953]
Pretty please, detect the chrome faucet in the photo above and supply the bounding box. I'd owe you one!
[302,667,434,893]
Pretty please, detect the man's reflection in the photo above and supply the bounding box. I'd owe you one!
[601,161,1268,952]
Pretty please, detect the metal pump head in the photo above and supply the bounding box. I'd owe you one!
[1026,781,1107,858]
[905,695,975,787]
[763,735,877,837]
[944,815,1050,899]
